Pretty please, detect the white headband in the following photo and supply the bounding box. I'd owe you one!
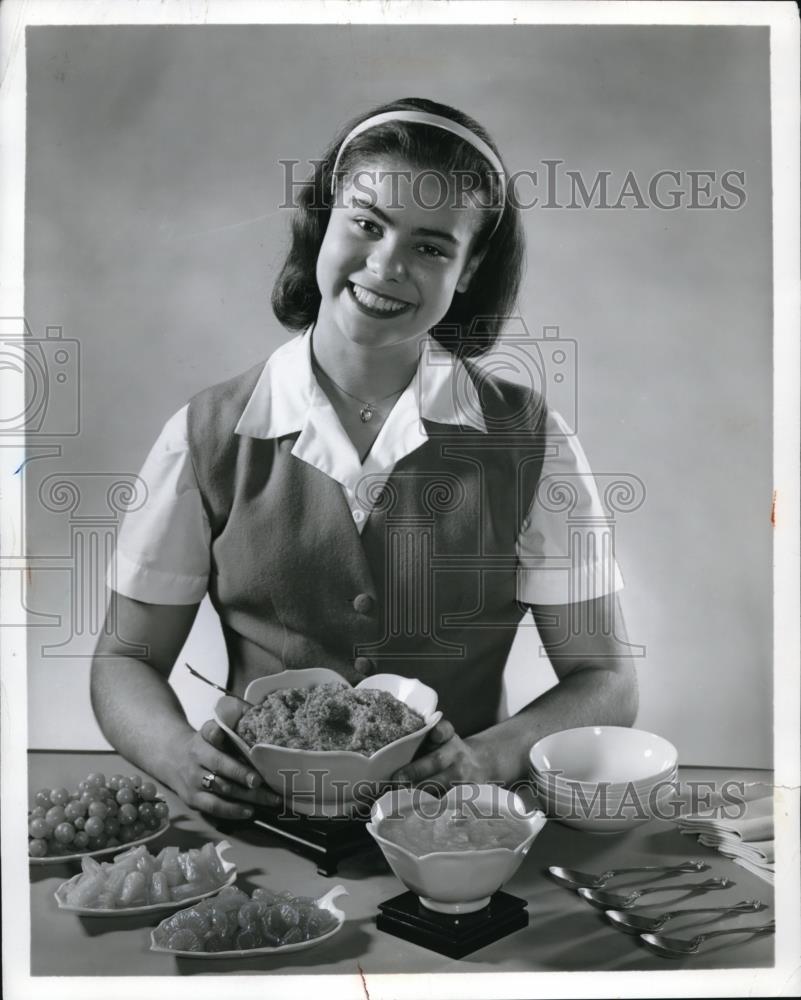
[330,110,507,232]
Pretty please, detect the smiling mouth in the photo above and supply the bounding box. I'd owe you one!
[348,282,414,317]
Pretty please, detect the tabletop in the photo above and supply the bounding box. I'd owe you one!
[28,751,775,977]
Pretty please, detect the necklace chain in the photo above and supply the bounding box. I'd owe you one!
[316,365,413,423]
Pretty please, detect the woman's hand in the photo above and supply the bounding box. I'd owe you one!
[389,719,495,792]
[167,719,283,819]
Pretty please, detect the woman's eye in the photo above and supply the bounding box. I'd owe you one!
[417,244,446,259]
[354,218,381,235]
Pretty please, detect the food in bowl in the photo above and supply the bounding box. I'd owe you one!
[215,669,442,817]
[151,884,344,953]
[235,683,425,755]
[378,805,532,854]
[57,842,232,909]
[368,786,547,913]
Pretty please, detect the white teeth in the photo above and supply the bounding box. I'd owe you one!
[351,284,409,313]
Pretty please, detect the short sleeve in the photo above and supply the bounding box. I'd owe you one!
[105,405,211,604]
[516,408,625,606]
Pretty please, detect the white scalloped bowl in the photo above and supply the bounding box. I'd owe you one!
[367,785,546,914]
[215,669,442,816]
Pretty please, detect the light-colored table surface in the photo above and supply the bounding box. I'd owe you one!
[29,752,774,976]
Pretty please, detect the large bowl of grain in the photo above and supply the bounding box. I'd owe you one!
[215,668,442,817]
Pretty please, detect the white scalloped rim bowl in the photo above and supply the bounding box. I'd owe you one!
[215,669,442,816]
[367,785,546,914]
[529,726,678,787]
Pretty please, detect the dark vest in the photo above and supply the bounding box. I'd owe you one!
[186,362,548,737]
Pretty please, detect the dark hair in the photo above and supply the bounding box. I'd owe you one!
[271,97,525,358]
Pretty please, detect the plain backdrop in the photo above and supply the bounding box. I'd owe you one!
[23,25,772,765]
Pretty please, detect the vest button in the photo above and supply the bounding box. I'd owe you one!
[353,593,374,615]
[354,656,375,677]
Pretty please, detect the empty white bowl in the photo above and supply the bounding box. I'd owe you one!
[367,785,546,913]
[527,726,679,834]
[529,726,677,786]
[216,668,442,816]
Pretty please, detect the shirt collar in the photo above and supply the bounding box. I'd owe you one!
[233,327,487,440]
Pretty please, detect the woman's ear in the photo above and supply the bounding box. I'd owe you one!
[456,250,485,294]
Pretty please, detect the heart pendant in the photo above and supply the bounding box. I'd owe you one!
[359,405,373,423]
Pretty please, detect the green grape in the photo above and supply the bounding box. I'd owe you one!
[88,801,108,819]
[139,781,157,801]
[29,838,48,858]
[54,822,76,844]
[29,817,48,839]
[84,816,105,838]
[64,800,86,821]
[86,772,106,787]
[34,790,52,808]
[119,804,137,825]
[45,806,66,827]
[116,787,136,806]
[73,831,89,850]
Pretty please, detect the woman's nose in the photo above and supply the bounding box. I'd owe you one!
[366,240,406,282]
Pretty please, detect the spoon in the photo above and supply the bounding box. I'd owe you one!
[606,898,767,933]
[548,861,709,890]
[184,662,258,709]
[641,920,775,956]
[578,876,734,909]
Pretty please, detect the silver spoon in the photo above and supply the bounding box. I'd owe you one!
[548,861,709,890]
[606,898,767,933]
[578,876,734,909]
[641,920,775,956]
[184,662,258,709]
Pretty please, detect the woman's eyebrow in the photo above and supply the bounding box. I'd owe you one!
[350,196,461,247]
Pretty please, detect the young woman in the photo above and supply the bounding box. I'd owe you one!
[91,97,637,821]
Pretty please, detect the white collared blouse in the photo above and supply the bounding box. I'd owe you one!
[107,331,624,607]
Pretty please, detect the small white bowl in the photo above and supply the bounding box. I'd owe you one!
[216,669,442,816]
[367,785,546,914]
[529,726,678,786]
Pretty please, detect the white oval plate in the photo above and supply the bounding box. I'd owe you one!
[30,820,170,867]
[54,840,237,916]
[149,885,348,959]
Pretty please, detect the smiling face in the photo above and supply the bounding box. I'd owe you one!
[315,156,487,351]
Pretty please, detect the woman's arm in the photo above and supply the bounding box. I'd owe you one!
[392,594,638,788]
[90,592,279,817]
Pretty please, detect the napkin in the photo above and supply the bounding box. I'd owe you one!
[672,781,774,885]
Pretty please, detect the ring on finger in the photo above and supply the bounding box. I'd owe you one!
[201,771,217,792]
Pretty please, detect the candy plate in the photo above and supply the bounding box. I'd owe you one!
[54,840,236,916]
[149,885,348,959]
